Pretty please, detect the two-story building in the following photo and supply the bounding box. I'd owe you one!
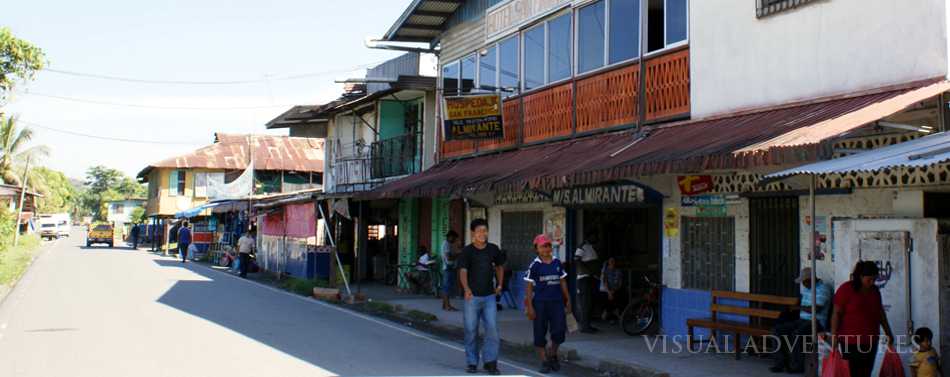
[105,198,146,238]
[369,0,950,352]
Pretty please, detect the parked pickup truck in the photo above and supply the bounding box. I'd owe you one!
[86,224,114,248]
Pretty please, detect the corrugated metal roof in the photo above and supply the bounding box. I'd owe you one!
[138,133,324,179]
[763,131,950,182]
[368,78,948,198]
[384,0,464,43]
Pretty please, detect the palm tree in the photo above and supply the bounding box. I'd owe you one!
[0,114,48,187]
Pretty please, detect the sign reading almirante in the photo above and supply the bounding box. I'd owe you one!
[443,94,504,140]
[553,185,646,206]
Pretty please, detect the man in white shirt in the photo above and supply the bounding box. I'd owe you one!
[237,226,256,278]
[574,235,600,333]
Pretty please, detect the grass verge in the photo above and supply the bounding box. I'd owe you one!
[0,235,41,286]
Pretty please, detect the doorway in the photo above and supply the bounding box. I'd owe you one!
[749,197,800,296]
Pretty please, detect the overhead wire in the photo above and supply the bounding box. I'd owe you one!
[19,120,206,145]
[22,91,293,111]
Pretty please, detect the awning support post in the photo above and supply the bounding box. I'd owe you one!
[317,200,353,299]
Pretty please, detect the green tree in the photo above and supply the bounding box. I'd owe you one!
[84,166,122,195]
[0,115,48,186]
[129,207,146,225]
[0,27,46,101]
[32,167,76,213]
[81,166,145,221]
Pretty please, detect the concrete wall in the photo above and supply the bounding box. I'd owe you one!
[690,0,949,118]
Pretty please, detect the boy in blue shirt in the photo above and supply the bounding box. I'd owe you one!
[524,234,571,374]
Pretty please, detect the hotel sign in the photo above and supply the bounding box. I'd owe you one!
[485,0,571,41]
[443,94,504,140]
[553,184,646,206]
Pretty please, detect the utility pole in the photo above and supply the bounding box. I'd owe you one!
[13,156,32,247]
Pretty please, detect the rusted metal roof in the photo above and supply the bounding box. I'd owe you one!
[138,133,324,179]
[368,78,946,198]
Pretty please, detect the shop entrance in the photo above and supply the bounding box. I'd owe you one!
[749,196,800,296]
[580,206,661,283]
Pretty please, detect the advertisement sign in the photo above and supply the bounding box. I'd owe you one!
[552,184,646,206]
[443,94,504,140]
[680,195,726,207]
[677,175,714,196]
[664,208,679,237]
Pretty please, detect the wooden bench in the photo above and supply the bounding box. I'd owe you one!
[686,290,799,359]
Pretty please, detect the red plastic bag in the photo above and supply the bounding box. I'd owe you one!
[822,350,851,377]
[877,347,906,377]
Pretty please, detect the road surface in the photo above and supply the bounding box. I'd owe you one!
[0,233,561,377]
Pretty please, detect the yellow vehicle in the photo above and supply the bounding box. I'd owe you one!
[86,224,114,248]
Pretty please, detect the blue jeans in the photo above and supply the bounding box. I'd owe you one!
[463,295,499,366]
[179,243,190,261]
[442,268,456,295]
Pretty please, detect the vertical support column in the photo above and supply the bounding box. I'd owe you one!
[398,198,419,289]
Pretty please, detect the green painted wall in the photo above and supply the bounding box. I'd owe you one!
[398,198,418,288]
[431,198,450,261]
[379,100,407,140]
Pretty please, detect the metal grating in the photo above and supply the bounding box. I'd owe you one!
[749,197,800,296]
[501,211,543,271]
[681,217,736,291]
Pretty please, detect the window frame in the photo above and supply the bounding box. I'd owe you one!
[497,34,521,97]
[645,0,689,58]
[440,60,461,96]
[545,12,574,85]
[176,170,187,197]
[477,45,499,92]
[521,21,547,93]
[574,0,607,76]
[460,53,478,94]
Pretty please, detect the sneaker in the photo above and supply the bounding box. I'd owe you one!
[548,355,560,372]
[484,361,501,376]
[538,361,552,374]
[465,365,477,374]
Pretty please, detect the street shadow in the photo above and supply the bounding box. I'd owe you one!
[150,259,472,376]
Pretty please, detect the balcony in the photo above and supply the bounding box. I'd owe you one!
[371,134,419,179]
[441,47,690,160]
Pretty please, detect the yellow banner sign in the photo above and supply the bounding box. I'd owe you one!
[443,94,504,140]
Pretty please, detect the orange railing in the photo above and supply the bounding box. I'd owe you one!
[576,63,639,134]
[439,47,690,160]
[645,47,690,122]
[478,98,522,152]
[522,83,573,144]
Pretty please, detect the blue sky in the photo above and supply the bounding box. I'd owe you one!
[2,0,412,179]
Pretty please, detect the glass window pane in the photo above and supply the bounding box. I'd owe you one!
[548,14,572,82]
[523,26,545,90]
[610,0,640,64]
[499,36,519,96]
[442,63,459,96]
[578,1,606,73]
[461,54,476,93]
[666,0,687,45]
[479,46,498,91]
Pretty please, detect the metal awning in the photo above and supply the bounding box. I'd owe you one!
[175,202,222,219]
[383,0,463,44]
[763,131,950,183]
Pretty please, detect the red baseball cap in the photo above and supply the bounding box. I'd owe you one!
[533,234,553,246]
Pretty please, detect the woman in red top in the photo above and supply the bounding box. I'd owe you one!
[830,261,895,377]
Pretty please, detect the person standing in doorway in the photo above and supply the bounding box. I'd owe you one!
[237,226,256,278]
[457,218,506,375]
[830,261,895,377]
[441,230,461,311]
[574,234,600,333]
[524,234,570,374]
[177,221,191,263]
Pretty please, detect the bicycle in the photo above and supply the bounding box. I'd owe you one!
[620,275,662,336]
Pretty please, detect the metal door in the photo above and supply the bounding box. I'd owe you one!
[501,211,543,271]
[750,197,800,296]
[681,217,736,291]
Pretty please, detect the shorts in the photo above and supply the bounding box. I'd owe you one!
[442,268,456,294]
[532,299,567,348]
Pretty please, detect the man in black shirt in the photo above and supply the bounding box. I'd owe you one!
[457,218,505,375]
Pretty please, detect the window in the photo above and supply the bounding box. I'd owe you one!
[523,25,545,91]
[115,204,124,215]
[756,0,820,18]
[461,54,477,93]
[647,0,688,53]
[194,172,208,198]
[577,1,606,74]
[498,36,520,96]
[168,170,179,196]
[681,217,735,290]
[442,62,459,96]
[609,0,640,64]
[478,46,498,91]
[177,170,187,196]
[547,14,572,82]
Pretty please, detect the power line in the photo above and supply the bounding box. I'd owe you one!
[20,120,205,145]
[41,60,388,86]
[23,91,293,111]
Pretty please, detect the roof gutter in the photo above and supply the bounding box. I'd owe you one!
[365,38,439,55]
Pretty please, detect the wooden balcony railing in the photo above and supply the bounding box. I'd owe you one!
[522,83,573,144]
[645,47,690,122]
[576,63,640,134]
[439,47,690,161]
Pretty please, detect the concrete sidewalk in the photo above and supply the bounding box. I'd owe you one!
[355,283,775,377]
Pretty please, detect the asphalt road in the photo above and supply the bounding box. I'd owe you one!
[0,233,561,377]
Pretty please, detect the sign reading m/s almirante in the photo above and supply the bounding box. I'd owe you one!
[443,94,504,140]
[553,185,646,206]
